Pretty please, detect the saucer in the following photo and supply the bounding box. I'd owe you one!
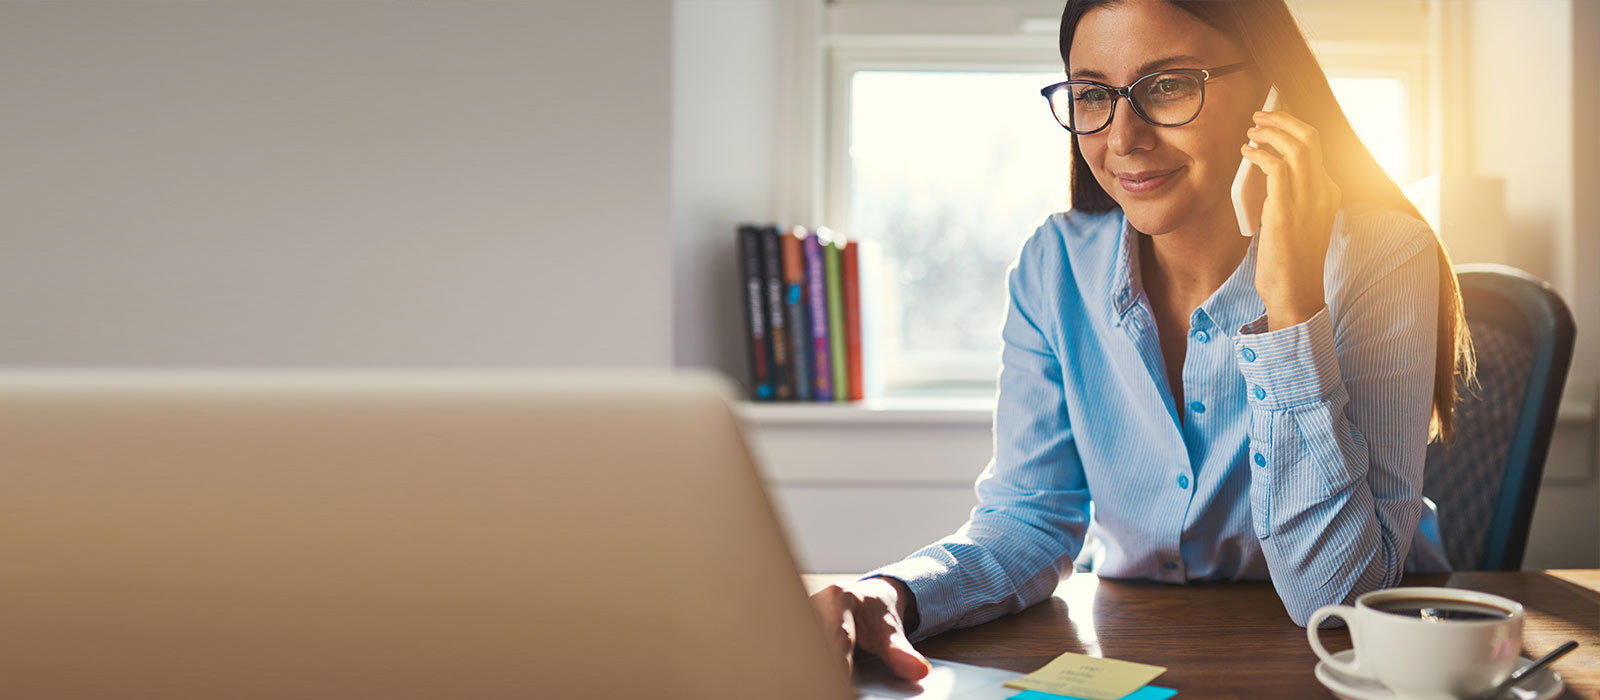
[1315,650,1565,700]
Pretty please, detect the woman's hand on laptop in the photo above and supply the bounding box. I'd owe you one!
[809,577,931,682]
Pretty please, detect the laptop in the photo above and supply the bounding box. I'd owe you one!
[1,370,1019,699]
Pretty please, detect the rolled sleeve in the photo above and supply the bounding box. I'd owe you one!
[858,558,957,639]
[1232,212,1440,627]
[1234,306,1342,410]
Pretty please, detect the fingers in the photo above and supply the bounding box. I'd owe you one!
[881,628,932,681]
[810,585,859,674]
[850,592,931,681]
[809,582,929,682]
[1239,141,1285,176]
[1239,142,1289,204]
[1254,109,1320,148]
[1245,124,1309,173]
[1241,122,1342,215]
[1250,110,1322,171]
[839,606,857,674]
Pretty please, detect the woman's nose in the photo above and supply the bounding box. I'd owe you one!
[1106,98,1157,155]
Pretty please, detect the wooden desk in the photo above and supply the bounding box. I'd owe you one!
[805,571,1600,699]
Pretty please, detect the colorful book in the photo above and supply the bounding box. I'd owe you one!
[760,225,791,401]
[824,233,849,402]
[856,239,883,399]
[738,224,772,400]
[782,227,813,401]
[803,229,833,401]
[842,240,863,402]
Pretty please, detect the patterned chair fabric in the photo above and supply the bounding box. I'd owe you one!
[1419,265,1575,571]
[1422,318,1533,571]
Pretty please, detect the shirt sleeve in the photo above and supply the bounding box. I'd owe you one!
[1231,220,1439,627]
[858,230,1092,641]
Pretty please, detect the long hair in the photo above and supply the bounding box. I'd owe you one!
[1058,0,1475,443]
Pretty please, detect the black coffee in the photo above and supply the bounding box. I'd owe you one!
[1373,598,1511,622]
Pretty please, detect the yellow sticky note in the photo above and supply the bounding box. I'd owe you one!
[1002,651,1166,700]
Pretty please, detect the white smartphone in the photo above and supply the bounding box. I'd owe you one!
[1232,86,1281,237]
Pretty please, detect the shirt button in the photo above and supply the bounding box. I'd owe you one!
[1253,385,1267,400]
[1163,561,1178,570]
[1177,474,1190,489]
[1242,347,1256,362]
[1191,329,1210,343]
[1188,400,1206,414]
[1254,452,1267,467]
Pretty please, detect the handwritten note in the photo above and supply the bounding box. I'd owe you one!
[1001,651,1166,700]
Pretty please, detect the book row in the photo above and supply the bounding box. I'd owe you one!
[738,224,867,402]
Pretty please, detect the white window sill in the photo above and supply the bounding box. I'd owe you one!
[736,397,994,427]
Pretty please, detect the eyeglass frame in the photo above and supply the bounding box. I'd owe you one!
[1039,62,1254,135]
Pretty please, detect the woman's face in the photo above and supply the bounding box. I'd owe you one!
[1070,0,1265,237]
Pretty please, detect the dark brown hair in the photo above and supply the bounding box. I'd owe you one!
[1059,0,1475,442]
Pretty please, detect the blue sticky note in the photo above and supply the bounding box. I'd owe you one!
[1009,685,1177,700]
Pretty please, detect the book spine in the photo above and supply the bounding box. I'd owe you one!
[738,225,772,400]
[825,237,849,402]
[843,240,864,402]
[782,228,812,401]
[760,225,791,400]
[804,231,833,401]
[856,239,882,399]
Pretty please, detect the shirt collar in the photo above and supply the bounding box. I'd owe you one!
[1106,212,1139,324]
[1105,209,1267,337]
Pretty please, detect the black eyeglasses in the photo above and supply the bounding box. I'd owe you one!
[1040,62,1252,134]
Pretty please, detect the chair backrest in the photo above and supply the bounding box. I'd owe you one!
[1422,264,1575,571]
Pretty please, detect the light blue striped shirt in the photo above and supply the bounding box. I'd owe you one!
[864,206,1450,635]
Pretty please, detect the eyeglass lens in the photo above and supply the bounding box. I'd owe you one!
[1050,72,1204,132]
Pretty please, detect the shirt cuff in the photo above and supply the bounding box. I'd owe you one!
[1233,306,1341,410]
[859,556,958,641]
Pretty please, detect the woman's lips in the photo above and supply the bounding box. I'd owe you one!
[1117,167,1181,193]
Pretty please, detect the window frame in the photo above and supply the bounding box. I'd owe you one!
[1313,40,1432,185]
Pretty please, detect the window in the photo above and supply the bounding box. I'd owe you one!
[1329,76,1414,185]
[845,69,1070,391]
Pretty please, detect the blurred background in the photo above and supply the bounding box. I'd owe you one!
[0,0,1594,572]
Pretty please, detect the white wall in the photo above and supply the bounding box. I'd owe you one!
[1575,0,1600,568]
[0,1,673,368]
[1464,0,1599,568]
[673,0,781,375]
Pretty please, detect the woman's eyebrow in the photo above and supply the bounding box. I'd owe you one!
[1070,54,1207,81]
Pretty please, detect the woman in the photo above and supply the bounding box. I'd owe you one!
[810,0,1474,682]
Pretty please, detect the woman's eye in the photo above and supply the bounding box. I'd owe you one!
[1076,88,1111,106]
[1150,78,1194,100]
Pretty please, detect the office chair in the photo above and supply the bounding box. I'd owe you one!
[1421,264,1576,571]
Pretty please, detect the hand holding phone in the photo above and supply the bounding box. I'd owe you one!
[1232,87,1281,237]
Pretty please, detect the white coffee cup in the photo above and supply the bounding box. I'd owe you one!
[1307,586,1524,700]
